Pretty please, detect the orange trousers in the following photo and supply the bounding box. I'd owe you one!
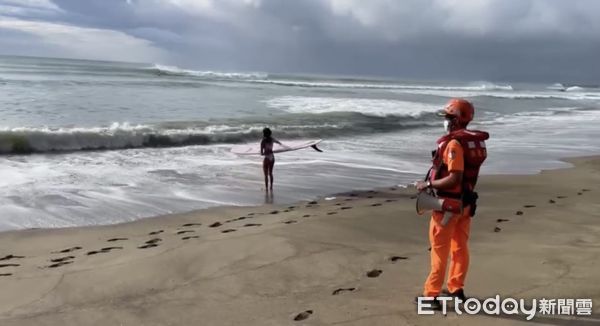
[423,210,471,297]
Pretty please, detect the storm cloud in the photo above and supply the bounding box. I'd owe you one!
[0,0,599,82]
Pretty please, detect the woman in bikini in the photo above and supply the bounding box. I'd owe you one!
[260,127,282,192]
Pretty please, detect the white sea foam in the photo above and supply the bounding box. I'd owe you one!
[266,96,440,117]
[391,88,600,100]
[253,79,513,91]
[148,64,267,80]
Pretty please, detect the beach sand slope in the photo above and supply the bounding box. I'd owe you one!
[1,157,599,325]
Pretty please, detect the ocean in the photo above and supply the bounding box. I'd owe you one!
[1,55,599,231]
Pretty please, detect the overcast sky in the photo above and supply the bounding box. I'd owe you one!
[0,0,599,82]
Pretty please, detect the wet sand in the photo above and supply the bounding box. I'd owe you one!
[1,156,599,325]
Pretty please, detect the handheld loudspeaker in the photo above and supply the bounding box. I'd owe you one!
[416,192,463,226]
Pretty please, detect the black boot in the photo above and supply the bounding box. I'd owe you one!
[440,288,466,301]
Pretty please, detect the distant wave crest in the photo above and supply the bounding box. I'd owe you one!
[143,67,514,92]
[253,79,513,91]
[146,64,268,80]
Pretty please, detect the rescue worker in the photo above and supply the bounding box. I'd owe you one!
[415,98,489,309]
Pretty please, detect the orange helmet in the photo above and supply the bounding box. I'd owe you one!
[440,98,474,125]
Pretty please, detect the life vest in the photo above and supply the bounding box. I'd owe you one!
[428,129,489,196]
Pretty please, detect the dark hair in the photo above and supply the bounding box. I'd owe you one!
[262,127,272,138]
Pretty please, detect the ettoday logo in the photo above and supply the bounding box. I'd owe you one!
[417,296,593,320]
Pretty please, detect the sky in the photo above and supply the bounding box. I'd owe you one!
[0,0,599,82]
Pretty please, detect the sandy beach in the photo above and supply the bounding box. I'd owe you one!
[1,156,599,325]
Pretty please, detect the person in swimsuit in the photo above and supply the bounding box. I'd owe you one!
[260,127,282,192]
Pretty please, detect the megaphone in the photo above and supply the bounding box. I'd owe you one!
[416,192,463,226]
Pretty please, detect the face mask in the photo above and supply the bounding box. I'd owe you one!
[443,119,452,133]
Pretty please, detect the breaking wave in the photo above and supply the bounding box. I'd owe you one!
[146,64,268,80]
[0,113,438,155]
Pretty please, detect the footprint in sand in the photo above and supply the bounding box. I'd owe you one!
[549,199,556,204]
[340,206,352,210]
[53,246,82,254]
[181,223,202,227]
[107,238,128,242]
[303,214,311,218]
[149,230,164,236]
[50,256,75,263]
[221,229,236,233]
[523,205,536,208]
[284,220,297,224]
[335,203,342,206]
[244,223,262,227]
[46,256,75,268]
[308,201,318,205]
[366,269,382,278]
[327,212,337,215]
[0,273,12,277]
[389,256,408,262]
[371,203,382,207]
[137,239,161,249]
[270,210,279,215]
[87,247,123,255]
[332,287,356,295]
[515,211,524,216]
[248,213,256,216]
[577,192,582,195]
[138,243,159,249]
[293,310,313,321]
[176,230,195,235]
[182,236,200,240]
[497,219,510,223]
[0,263,20,268]
[288,206,296,209]
[236,216,247,221]
[367,196,374,199]
[556,196,567,199]
[101,247,123,252]
[46,261,73,269]
[0,255,25,261]
[145,238,162,245]
[581,189,591,192]
[385,199,397,203]
[209,222,222,228]
[494,227,502,233]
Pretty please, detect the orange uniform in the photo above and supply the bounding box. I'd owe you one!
[423,139,471,297]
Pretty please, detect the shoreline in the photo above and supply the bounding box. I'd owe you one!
[1,155,599,324]
[0,153,596,236]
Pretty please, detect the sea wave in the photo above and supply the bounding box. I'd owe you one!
[0,114,438,155]
[547,83,566,91]
[266,96,440,117]
[146,64,268,80]
[392,88,600,100]
[565,86,585,92]
[143,65,513,91]
[252,79,513,91]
